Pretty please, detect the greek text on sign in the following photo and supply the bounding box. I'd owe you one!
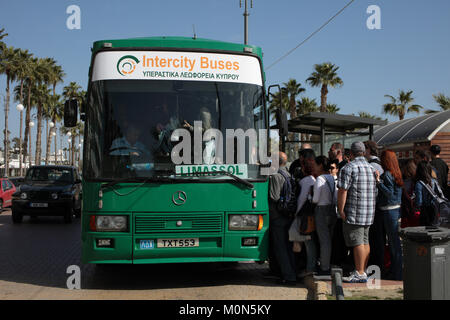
[91,51,262,86]
[175,164,248,179]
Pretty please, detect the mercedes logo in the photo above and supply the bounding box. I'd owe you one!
[172,191,187,206]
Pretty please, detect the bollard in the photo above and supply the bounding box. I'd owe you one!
[331,268,345,300]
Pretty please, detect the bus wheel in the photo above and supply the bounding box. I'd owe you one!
[0,199,3,212]
[12,210,23,224]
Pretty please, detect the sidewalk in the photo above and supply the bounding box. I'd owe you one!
[311,275,403,300]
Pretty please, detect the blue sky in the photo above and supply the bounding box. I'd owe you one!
[1,0,450,151]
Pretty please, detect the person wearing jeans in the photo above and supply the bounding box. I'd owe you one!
[312,156,338,275]
[375,150,403,280]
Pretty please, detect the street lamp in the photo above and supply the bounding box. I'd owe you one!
[16,104,24,176]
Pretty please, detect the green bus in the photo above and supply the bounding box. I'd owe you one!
[65,36,271,265]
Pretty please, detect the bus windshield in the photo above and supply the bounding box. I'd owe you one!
[83,79,267,181]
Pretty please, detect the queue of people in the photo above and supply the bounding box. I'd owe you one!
[268,141,449,286]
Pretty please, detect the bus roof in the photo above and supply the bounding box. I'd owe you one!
[92,36,263,59]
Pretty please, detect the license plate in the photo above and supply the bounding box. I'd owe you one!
[157,238,199,248]
[30,203,48,208]
[139,240,155,250]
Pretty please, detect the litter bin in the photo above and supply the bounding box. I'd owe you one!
[400,226,450,300]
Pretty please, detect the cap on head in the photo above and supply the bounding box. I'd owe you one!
[351,141,365,155]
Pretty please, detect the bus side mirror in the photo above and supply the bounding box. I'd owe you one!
[64,99,78,127]
[276,108,289,138]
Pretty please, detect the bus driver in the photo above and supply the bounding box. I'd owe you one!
[109,126,150,157]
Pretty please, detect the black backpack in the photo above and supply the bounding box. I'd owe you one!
[277,170,298,218]
[419,181,450,228]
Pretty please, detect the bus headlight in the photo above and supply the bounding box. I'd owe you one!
[91,215,128,232]
[229,214,259,231]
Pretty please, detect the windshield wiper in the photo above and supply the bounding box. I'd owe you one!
[97,170,176,190]
[177,170,254,189]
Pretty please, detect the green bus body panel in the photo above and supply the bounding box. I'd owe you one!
[93,36,263,59]
[81,181,269,264]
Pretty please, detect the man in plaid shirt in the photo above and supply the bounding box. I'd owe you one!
[337,141,377,283]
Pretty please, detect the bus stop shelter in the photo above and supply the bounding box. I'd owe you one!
[272,112,387,156]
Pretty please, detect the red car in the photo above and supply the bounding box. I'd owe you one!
[0,178,17,211]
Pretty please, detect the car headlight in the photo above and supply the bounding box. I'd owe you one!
[229,214,260,231]
[91,215,128,232]
[51,193,58,200]
[20,192,27,200]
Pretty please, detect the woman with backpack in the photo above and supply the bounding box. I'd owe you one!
[414,160,445,227]
[375,150,403,280]
[312,156,338,276]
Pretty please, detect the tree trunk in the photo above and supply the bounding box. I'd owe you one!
[71,134,76,166]
[4,76,10,176]
[289,96,297,119]
[45,119,51,165]
[54,126,57,165]
[18,80,24,176]
[35,103,43,165]
[320,84,328,113]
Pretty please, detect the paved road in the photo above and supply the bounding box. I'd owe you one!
[0,209,309,300]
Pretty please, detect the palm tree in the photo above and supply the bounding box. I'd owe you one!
[14,49,33,175]
[357,111,384,120]
[306,62,343,113]
[22,57,43,167]
[0,28,7,49]
[0,45,19,175]
[425,93,450,114]
[268,89,289,122]
[325,103,340,114]
[63,82,82,101]
[383,90,423,121]
[297,97,319,115]
[33,83,51,165]
[283,79,305,119]
[44,94,63,164]
[42,60,65,165]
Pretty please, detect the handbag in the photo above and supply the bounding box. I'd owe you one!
[299,185,316,235]
[288,215,304,242]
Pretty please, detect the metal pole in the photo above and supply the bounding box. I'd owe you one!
[331,268,345,300]
[241,0,252,44]
[244,0,249,44]
[19,110,23,176]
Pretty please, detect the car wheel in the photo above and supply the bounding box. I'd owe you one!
[64,207,73,224]
[12,210,23,224]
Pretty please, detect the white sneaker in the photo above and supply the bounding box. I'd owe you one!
[343,270,368,283]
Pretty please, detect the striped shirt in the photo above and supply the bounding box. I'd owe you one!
[338,156,377,226]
